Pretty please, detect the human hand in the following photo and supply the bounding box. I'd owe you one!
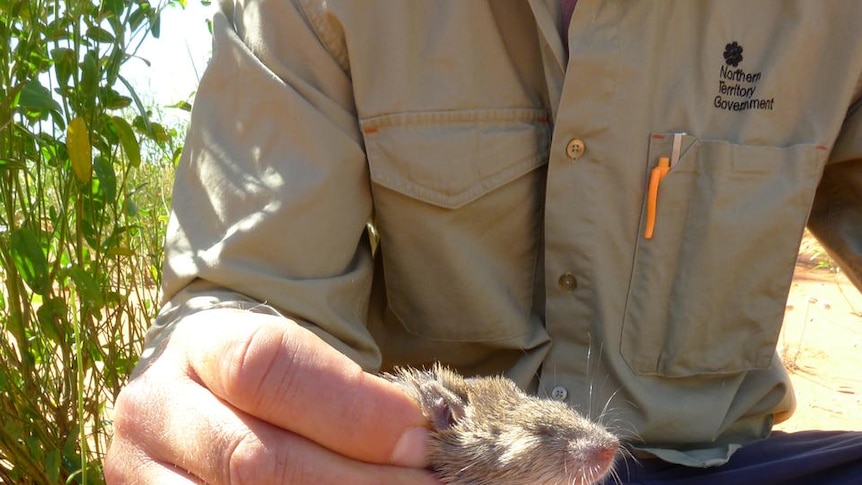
[105,308,439,484]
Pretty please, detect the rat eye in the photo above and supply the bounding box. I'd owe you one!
[534,424,557,438]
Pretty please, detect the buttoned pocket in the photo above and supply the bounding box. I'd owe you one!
[361,109,550,341]
[621,134,829,377]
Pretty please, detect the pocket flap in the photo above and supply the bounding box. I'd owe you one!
[361,109,550,209]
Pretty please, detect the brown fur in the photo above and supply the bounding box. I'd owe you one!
[384,365,619,485]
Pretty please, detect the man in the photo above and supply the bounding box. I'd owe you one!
[106,1,862,483]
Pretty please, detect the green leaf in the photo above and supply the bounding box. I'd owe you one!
[51,47,76,88]
[144,121,171,145]
[107,246,134,257]
[37,135,62,165]
[168,99,192,112]
[104,224,129,250]
[128,6,146,31]
[18,79,62,112]
[86,25,115,43]
[105,43,126,86]
[45,448,61,483]
[83,201,106,248]
[0,157,26,171]
[80,50,100,103]
[50,109,67,130]
[10,228,50,295]
[93,155,117,202]
[45,17,74,42]
[86,338,106,363]
[101,86,132,110]
[26,435,44,461]
[37,298,67,345]
[101,0,125,19]
[62,427,81,477]
[150,6,161,37]
[125,196,139,217]
[70,267,105,310]
[25,47,54,74]
[111,116,141,167]
[172,146,183,167]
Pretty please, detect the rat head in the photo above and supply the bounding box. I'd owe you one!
[386,365,619,485]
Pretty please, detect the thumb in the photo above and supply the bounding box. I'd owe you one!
[179,308,430,467]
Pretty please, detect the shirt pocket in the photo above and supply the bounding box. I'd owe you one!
[361,109,550,341]
[620,133,829,377]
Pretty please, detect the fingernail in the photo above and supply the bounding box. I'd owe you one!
[390,426,429,467]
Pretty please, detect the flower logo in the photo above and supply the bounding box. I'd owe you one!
[723,42,744,67]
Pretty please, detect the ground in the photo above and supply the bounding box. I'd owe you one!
[774,244,862,432]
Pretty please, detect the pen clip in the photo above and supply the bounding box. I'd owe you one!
[670,132,685,167]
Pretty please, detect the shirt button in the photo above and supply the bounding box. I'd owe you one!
[565,138,586,160]
[551,385,569,401]
[558,272,577,291]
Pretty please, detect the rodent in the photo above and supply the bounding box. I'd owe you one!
[384,365,619,485]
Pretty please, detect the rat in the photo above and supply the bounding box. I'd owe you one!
[384,365,620,485]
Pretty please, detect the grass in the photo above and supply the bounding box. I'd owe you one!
[0,1,186,482]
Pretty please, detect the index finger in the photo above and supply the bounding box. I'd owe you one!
[178,308,429,468]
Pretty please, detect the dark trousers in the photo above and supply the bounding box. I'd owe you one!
[619,431,862,485]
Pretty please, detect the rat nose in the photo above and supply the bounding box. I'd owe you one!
[575,439,619,469]
[568,439,619,485]
[569,438,620,467]
[591,442,619,467]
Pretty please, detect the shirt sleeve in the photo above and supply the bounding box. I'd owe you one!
[809,90,862,291]
[151,0,381,368]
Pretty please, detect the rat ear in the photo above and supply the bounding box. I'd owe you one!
[419,381,467,431]
[384,365,469,431]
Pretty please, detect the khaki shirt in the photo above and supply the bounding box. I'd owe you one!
[154,0,862,467]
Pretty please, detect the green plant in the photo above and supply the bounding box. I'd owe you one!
[0,1,185,483]
[798,229,839,273]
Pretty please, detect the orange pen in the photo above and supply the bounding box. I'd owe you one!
[644,156,670,239]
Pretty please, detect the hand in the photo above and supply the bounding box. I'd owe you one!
[105,308,439,484]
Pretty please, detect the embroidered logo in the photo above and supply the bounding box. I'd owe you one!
[723,42,744,67]
[713,42,775,112]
